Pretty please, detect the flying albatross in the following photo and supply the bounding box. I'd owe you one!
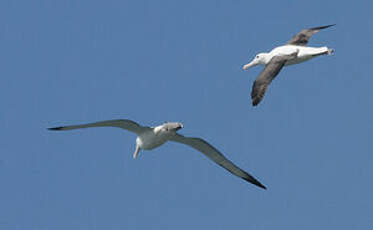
[48,119,266,189]
[243,24,335,106]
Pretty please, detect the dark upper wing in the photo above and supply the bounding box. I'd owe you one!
[170,133,266,189]
[287,24,335,46]
[251,52,299,106]
[48,119,148,135]
[251,57,285,106]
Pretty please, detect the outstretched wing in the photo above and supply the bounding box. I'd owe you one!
[48,119,148,135]
[287,24,335,46]
[170,133,266,189]
[251,52,298,106]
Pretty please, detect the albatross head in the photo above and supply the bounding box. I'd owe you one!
[243,52,269,70]
[162,122,184,132]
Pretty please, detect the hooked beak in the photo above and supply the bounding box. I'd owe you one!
[242,60,257,70]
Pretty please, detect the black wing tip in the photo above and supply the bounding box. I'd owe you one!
[325,23,336,27]
[258,184,267,190]
[48,127,64,131]
[251,98,261,106]
[312,24,336,30]
[243,177,267,190]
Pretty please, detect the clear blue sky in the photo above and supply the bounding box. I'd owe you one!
[1,0,372,229]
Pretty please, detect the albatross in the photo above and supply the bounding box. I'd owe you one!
[48,119,266,189]
[242,24,335,106]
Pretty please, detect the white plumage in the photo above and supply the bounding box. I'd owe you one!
[242,24,335,106]
[48,119,266,189]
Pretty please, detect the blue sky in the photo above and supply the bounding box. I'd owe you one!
[1,0,372,229]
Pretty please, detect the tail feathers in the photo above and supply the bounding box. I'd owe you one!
[311,47,334,57]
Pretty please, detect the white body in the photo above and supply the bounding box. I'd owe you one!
[136,126,173,150]
[243,45,331,70]
[271,45,329,65]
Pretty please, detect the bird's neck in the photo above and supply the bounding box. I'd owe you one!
[261,53,272,65]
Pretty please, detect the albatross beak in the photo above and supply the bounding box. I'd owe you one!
[133,146,140,159]
[242,61,257,70]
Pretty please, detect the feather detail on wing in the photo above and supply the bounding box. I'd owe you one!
[48,119,148,135]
